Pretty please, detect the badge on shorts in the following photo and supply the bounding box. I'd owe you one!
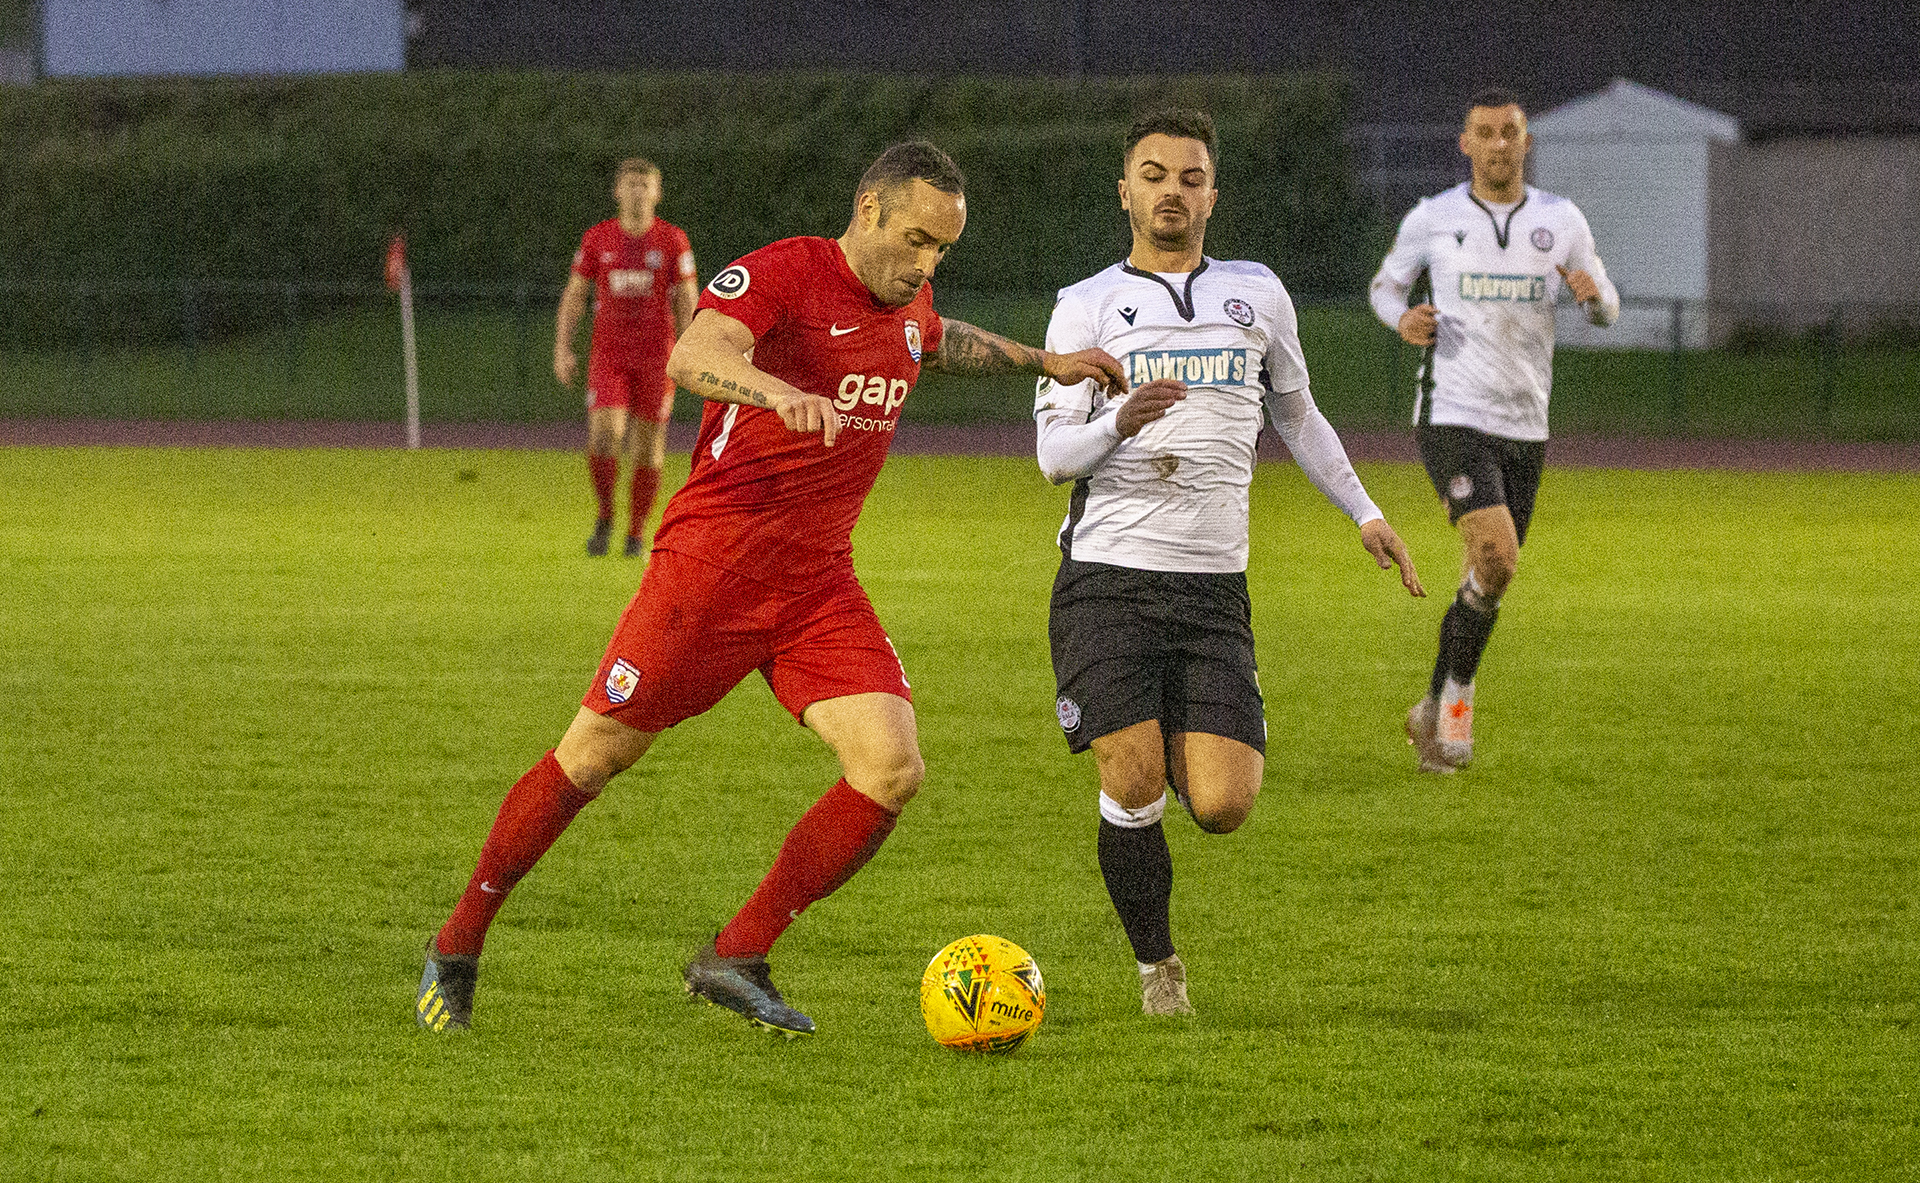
[1449,474,1474,502]
[605,659,641,705]
[1223,297,1255,327]
[904,319,923,362]
[707,265,750,299]
[1531,227,1554,251]
[1056,695,1082,732]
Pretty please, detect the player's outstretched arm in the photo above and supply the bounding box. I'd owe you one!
[1264,386,1424,598]
[668,309,845,446]
[1359,518,1426,598]
[929,318,1127,397]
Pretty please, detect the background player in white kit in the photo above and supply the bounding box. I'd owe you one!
[1370,88,1619,773]
[1035,108,1425,1016]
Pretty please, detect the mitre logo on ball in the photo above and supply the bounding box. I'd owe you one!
[920,935,1046,1054]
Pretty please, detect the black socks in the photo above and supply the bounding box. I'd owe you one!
[1098,817,1174,965]
[1429,591,1500,698]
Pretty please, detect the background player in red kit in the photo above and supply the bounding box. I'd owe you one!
[554,157,700,557]
[417,142,1126,1037]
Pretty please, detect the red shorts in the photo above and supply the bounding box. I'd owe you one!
[585,355,675,422]
[583,548,912,732]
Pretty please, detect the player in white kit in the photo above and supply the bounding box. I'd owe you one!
[1370,88,1619,773]
[1036,109,1426,1016]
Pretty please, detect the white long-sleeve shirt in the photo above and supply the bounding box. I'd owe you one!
[1369,183,1618,442]
[1034,258,1380,574]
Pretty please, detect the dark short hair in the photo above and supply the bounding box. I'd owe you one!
[1124,107,1218,174]
[615,156,660,181]
[1466,88,1525,117]
[855,141,965,224]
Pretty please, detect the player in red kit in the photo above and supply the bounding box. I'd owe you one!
[417,142,1126,1037]
[555,157,699,557]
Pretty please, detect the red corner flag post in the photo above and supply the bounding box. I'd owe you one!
[386,235,421,449]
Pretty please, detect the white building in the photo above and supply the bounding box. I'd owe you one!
[42,0,405,77]
[1530,79,1741,349]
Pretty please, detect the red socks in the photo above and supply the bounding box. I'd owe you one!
[588,454,619,522]
[592,457,661,541]
[437,751,595,956]
[628,466,660,542]
[437,767,895,961]
[715,780,899,958]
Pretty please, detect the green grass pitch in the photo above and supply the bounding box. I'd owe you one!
[1,444,1915,1181]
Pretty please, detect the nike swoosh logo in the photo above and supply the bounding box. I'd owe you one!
[480,882,501,894]
[829,324,860,336]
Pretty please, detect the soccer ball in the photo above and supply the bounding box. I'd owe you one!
[919,934,1045,1054]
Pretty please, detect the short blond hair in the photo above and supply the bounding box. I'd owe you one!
[615,157,660,181]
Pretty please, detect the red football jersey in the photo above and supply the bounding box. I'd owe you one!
[570,218,696,370]
[652,236,944,591]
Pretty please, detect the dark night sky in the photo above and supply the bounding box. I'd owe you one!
[409,1,1920,133]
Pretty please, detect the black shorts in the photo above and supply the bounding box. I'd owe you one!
[1416,425,1548,543]
[1047,557,1266,756]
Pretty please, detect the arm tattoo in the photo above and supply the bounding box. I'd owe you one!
[696,369,770,407]
[926,319,1045,377]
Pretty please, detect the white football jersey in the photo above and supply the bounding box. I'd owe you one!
[1034,258,1309,573]
[1371,183,1616,442]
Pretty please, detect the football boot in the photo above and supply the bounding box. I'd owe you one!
[684,939,815,1038]
[415,936,478,1032]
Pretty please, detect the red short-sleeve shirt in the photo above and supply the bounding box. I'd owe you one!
[570,217,696,370]
[651,236,944,591]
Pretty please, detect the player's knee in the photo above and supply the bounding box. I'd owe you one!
[1098,762,1167,812]
[555,717,654,797]
[1193,804,1248,835]
[853,748,924,811]
[1470,545,1516,597]
[1190,786,1257,834]
[555,754,614,798]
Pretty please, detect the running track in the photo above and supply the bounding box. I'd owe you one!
[3,419,1917,472]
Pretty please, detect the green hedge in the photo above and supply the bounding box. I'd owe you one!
[0,70,1369,319]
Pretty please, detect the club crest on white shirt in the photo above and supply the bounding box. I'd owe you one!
[1223,298,1255,327]
[904,319,922,362]
[1531,227,1555,251]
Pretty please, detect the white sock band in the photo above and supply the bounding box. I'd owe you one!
[1099,791,1166,829]
[1462,569,1499,613]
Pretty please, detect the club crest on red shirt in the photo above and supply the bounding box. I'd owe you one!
[904,319,923,362]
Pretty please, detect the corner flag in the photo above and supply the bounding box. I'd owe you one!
[387,235,421,449]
